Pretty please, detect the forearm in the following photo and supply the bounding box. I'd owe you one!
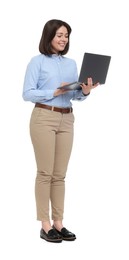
[22,89,55,103]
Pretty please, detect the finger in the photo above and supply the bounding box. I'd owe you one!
[91,82,100,89]
[87,77,93,86]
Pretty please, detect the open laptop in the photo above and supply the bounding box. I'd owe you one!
[58,52,111,90]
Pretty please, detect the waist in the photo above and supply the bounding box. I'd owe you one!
[35,103,73,114]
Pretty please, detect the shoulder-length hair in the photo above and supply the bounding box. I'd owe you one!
[39,19,72,55]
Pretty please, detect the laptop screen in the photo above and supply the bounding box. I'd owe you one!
[79,52,111,85]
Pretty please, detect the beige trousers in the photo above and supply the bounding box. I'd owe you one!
[30,107,74,221]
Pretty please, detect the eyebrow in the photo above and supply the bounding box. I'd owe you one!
[56,33,69,36]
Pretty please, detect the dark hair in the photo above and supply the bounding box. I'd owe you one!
[39,19,72,55]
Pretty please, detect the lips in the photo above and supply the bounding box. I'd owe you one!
[59,44,66,48]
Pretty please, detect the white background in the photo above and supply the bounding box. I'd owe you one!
[0,0,129,259]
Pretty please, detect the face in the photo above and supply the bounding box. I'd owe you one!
[51,26,69,54]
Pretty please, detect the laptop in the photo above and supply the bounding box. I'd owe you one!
[58,52,111,90]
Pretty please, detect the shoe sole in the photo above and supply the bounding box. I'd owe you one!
[62,237,76,241]
[40,235,62,243]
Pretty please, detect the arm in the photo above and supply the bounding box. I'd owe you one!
[22,57,55,103]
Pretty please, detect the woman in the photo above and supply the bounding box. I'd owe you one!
[22,19,99,243]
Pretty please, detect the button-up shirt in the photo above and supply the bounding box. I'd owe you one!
[22,54,87,107]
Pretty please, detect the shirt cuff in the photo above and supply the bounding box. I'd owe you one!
[82,91,90,96]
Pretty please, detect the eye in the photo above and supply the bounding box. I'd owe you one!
[56,34,69,38]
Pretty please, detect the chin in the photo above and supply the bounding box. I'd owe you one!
[59,48,65,52]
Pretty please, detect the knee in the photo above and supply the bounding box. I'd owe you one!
[36,170,52,183]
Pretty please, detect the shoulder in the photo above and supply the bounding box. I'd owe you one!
[26,54,47,70]
[29,54,46,64]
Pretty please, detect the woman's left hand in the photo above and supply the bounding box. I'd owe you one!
[80,77,100,95]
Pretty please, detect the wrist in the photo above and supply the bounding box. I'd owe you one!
[82,91,90,96]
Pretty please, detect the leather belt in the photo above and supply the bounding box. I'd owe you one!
[35,103,73,114]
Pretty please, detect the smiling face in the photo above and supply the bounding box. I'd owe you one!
[51,26,69,54]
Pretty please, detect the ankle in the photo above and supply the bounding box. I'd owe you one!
[41,221,52,233]
[53,220,63,231]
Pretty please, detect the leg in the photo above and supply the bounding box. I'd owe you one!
[30,108,56,224]
[50,113,74,226]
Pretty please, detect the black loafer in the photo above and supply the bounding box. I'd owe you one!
[53,226,76,241]
[40,228,62,243]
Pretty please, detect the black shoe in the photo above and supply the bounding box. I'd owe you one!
[53,226,76,241]
[40,228,62,243]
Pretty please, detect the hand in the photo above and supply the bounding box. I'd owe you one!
[54,82,69,97]
[80,78,100,95]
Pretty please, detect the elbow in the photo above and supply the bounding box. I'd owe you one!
[22,91,30,101]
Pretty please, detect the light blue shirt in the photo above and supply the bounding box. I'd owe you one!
[22,54,87,108]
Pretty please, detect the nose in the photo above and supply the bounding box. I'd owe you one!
[61,36,67,42]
